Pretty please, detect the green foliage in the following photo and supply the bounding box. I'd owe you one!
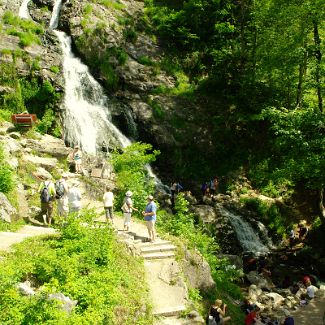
[50,66,60,74]
[0,143,15,194]
[110,142,160,210]
[3,11,44,47]
[0,219,25,232]
[138,55,156,66]
[240,197,286,235]
[0,211,153,324]
[123,27,137,42]
[256,107,325,191]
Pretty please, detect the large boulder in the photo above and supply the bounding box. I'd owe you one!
[191,205,217,224]
[181,247,215,292]
[25,134,70,159]
[22,154,58,171]
[0,193,17,223]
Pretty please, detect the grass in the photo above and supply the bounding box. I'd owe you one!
[0,212,153,324]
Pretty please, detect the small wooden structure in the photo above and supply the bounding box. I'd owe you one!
[11,114,37,128]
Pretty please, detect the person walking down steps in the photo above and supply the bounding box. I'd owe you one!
[38,177,56,225]
[121,191,138,232]
[142,195,157,242]
[103,185,114,224]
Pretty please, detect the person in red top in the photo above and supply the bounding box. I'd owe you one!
[245,307,260,325]
[303,275,311,286]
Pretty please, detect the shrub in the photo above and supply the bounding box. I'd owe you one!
[0,144,15,194]
[109,142,160,211]
[0,211,153,324]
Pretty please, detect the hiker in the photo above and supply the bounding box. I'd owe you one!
[306,281,318,300]
[68,180,82,214]
[170,181,183,207]
[142,195,157,242]
[72,145,82,174]
[122,191,138,231]
[207,299,231,325]
[298,221,308,241]
[38,177,56,225]
[241,298,256,315]
[103,185,114,224]
[245,307,260,325]
[56,173,69,217]
[201,182,209,197]
[209,177,219,196]
[289,228,295,246]
[283,309,294,325]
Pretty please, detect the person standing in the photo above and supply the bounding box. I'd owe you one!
[68,180,82,214]
[56,173,69,218]
[142,195,157,243]
[122,191,138,231]
[103,185,114,224]
[38,177,56,225]
[72,145,82,174]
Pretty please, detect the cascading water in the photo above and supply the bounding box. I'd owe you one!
[19,0,31,19]
[49,0,166,191]
[217,205,270,254]
[50,0,130,153]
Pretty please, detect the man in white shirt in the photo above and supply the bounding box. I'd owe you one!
[68,180,82,214]
[103,186,114,224]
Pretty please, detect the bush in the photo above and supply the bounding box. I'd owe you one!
[0,144,15,194]
[110,142,160,210]
[0,211,153,324]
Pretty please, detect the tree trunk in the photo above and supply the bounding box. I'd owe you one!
[296,41,307,108]
[313,20,323,112]
[320,188,325,224]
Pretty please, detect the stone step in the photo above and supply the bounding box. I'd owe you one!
[136,240,172,248]
[153,305,187,317]
[140,244,176,254]
[141,251,175,260]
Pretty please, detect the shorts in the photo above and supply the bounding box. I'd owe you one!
[146,220,155,231]
[124,213,131,225]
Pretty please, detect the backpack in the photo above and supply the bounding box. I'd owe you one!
[55,180,65,199]
[40,184,51,203]
[121,202,130,213]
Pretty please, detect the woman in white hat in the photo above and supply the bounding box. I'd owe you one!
[122,191,138,231]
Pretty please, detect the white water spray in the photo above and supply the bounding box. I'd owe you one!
[217,205,271,254]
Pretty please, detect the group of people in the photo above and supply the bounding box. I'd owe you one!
[202,177,219,197]
[38,173,81,225]
[120,190,157,242]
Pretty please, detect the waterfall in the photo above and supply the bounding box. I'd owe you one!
[19,0,31,19]
[54,31,131,153]
[217,205,270,254]
[49,0,166,192]
[49,0,63,30]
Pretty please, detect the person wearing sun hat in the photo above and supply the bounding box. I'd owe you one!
[122,190,138,231]
[142,195,157,242]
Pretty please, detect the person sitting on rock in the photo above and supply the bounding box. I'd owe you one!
[207,299,231,325]
[245,306,260,325]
